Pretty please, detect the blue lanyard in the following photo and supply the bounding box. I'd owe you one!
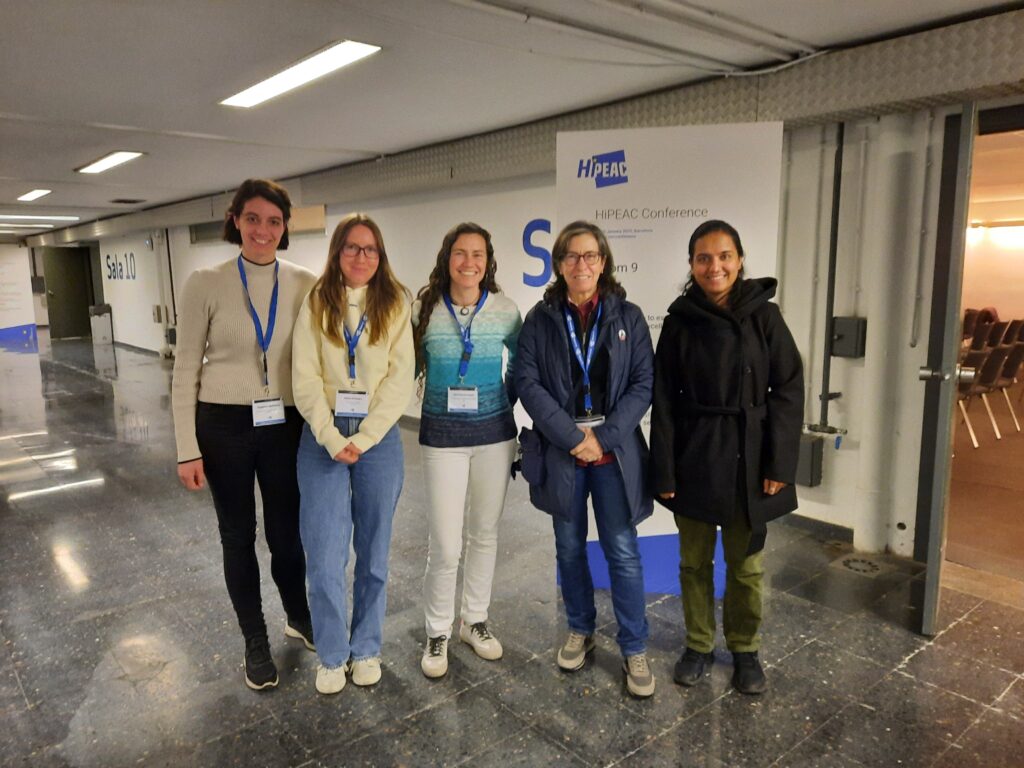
[236,255,279,387]
[564,301,602,415]
[343,314,368,380]
[442,290,488,382]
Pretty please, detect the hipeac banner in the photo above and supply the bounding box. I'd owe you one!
[556,123,784,594]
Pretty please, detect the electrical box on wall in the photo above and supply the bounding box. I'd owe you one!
[831,316,867,358]
[795,436,823,487]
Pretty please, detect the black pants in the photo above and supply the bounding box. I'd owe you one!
[195,402,311,640]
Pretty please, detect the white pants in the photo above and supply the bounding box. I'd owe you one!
[421,439,516,638]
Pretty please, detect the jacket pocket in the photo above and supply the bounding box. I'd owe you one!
[519,426,547,485]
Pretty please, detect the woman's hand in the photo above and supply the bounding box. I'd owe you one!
[177,459,206,490]
[763,478,786,496]
[658,492,675,499]
[570,427,604,463]
[334,444,363,464]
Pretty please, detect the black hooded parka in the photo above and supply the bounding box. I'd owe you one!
[650,278,804,552]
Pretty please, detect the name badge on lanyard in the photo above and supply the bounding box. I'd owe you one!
[252,397,286,426]
[564,301,603,418]
[237,255,281,426]
[335,390,370,417]
[442,290,487,414]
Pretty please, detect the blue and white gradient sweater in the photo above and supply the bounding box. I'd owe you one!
[414,292,522,448]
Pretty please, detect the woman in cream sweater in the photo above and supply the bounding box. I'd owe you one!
[292,213,414,695]
[172,178,316,692]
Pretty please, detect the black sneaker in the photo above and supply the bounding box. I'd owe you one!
[731,651,767,695]
[285,617,316,651]
[673,647,715,687]
[244,635,279,691]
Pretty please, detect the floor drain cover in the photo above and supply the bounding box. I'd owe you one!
[828,555,895,579]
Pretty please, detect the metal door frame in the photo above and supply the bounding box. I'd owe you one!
[914,102,1024,634]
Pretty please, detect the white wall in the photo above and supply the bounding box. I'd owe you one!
[0,245,35,331]
[962,226,1024,319]
[779,112,948,554]
[168,175,556,320]
[98,233,167,352]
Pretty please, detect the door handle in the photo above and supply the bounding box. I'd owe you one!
[918,364,975,384]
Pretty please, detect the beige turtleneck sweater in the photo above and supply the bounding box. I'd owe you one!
[171,256,316,462]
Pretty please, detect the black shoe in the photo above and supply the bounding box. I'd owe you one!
[673,647,715,687]
[285,617,316,651]
[731,651,767,695]
[244,635,279,691]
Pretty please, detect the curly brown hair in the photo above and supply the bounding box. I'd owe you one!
[308,213,408,347]
[413,222,501,378]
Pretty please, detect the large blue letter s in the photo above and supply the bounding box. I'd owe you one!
[522,218,551,288]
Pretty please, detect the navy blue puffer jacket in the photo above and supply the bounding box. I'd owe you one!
[515,292,654,525]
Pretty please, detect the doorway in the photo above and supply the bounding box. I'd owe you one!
[915,103,1024,634]
[946,127,1024,584]
[40,246,94,339]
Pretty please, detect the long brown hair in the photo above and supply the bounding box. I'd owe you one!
[413,222,501,377]
[309,213,408,347]
[542,220,626,305]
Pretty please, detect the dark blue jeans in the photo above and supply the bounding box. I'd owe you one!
[552,462,648,657]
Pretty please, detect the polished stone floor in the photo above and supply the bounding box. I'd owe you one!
[2,337,1023,768]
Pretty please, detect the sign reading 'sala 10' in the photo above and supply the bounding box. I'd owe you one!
[105,251,137,280]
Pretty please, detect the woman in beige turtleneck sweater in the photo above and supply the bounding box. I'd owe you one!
[171,179,316,692]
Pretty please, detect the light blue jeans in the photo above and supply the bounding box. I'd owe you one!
[297,418,403,668]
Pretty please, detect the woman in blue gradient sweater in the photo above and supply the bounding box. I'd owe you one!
[412,222,522,679]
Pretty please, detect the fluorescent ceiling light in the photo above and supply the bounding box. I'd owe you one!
[17,189,52,202]
[0,223,55,229]
[76,151,144,174]
[221,40,380,108]
[0,214,79,221]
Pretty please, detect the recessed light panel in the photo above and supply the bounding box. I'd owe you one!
[0,214,78,221]
[221,40,380,108]
[0,223,55,229]
[76,151,144,174]
[17,189,52,202]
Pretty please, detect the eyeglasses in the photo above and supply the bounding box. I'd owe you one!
[562,251,602,266]
[341,243,380,260]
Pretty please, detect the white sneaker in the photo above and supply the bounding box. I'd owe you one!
[350,657,382,686]
[459,621,503,661]
[421,636,449,678]
[315,664,346,695]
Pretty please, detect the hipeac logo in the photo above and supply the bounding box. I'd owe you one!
[577,150,628,188]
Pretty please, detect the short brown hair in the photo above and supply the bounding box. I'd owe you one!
[543,220,625,305]
[222,178,292,250]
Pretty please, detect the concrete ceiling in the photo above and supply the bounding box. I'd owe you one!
[0,0,1016,242]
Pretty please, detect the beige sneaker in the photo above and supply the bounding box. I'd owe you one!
[623,653,656,698]
[556,631,595,671]
[421,635,449,678]
[315,664,346,695]
[459,621,503,661]
[350,657,382,686]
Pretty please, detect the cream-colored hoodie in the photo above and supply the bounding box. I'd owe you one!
[292,284,414,457]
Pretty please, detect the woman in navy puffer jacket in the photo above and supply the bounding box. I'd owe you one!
[515,220,655,698]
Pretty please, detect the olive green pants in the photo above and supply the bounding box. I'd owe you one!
[675,515,764,653]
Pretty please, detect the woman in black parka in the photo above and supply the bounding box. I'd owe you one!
[650,219,803,695]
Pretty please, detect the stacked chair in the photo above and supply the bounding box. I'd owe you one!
[957,308,1024,447]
